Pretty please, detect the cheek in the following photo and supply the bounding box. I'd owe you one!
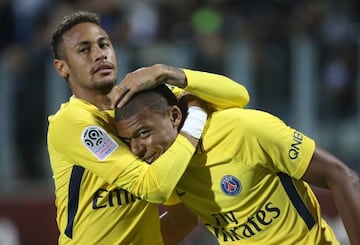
[148,129,175,149]
[68,59,89,79]
[157,128,177,148]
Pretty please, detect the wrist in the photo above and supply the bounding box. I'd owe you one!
[180,106,208,139]
[155,64,187,88]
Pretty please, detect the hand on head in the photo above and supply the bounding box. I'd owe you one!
[111,66,164,109]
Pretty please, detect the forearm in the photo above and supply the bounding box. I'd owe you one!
[113,64,249,109]
[153,64,250,109]
[302,146,360,244]
[182,69,250,109]
[160,204,198,245]
[117,135,195,203]
[329,167,360,245]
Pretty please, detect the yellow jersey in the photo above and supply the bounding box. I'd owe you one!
[47,69,249,244]
[173,108,339,244]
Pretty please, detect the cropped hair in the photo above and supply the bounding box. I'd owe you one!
[50,10,100,59]
[115,84,186,125]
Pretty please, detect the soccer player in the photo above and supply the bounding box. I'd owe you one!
[47,10,250,244]
[114,85,360,245]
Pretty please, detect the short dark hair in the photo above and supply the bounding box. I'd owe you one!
[115,84,185,124]
[50,10,101,59]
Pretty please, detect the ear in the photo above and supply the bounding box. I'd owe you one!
[169,105,182,129]
[53,59,69,79]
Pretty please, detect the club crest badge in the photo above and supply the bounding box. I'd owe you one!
[220,175,241,196]
[82,126,118,160]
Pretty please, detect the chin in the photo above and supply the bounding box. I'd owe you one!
[98,80,116,93]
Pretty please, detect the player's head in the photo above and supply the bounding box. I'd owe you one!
[114,84,184,163]
[51,10,118,94]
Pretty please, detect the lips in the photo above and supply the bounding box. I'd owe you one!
[92,63,114,74]
[144,153,158,164]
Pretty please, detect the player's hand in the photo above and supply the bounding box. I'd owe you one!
[111,66,162,109]
[111,64,187,109]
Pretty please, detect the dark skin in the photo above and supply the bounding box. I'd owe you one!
[302,147,360,245]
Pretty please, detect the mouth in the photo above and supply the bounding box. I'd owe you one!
[143,153,158,164]
[92,62,114,75]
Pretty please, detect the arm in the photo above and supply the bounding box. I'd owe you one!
[111,64,249,109]
[302,146,360,245]
[180,68,249,109]
[48,113,198,203]
[159,203,198,245]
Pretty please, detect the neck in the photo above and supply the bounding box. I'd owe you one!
[73,87,114,111]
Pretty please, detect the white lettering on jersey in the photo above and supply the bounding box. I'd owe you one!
[81,126,118,161]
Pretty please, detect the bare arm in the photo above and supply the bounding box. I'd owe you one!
[302,146,360,245]
[159,203,199,245]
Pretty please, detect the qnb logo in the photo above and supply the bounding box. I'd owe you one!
[288,131,304,160]
[220,175,242,196]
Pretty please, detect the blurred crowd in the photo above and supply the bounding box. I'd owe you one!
[0,0,359,181]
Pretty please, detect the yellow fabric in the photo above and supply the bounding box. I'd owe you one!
[47,69,250,244]
[172,69,250,109]
[174,108,339,244]
[48,97,194,244]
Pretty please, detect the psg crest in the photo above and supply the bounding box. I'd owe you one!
[220,175,242,196]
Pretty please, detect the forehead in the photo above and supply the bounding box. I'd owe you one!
[116,107,165,135]
[61,22,109,48]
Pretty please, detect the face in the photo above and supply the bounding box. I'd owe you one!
[54,22,118,93]
[115,106,181,163]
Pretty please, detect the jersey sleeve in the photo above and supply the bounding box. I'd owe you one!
[241,110,316,179]
[48,112,195,203]
[172,69,250,109]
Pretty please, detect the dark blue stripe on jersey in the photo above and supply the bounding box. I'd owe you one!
[65,166,85,239]
[277,172,315,230]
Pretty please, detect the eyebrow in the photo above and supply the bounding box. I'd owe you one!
[74,37,110,48]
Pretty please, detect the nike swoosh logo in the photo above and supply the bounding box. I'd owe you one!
[175,188,186,197]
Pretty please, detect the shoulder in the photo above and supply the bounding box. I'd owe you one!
[212,108,282,126]
[49,99,99,126]
[207,109,288,139]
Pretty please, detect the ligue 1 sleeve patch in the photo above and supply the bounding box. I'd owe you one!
[81,126,118,161]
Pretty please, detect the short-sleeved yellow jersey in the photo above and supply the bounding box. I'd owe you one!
[47,69,250,244]
[174,108,339,244]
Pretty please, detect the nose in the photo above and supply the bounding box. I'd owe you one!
[130,139,146,158]
[93,45,107,62]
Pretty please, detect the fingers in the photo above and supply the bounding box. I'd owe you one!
[116,89,133,108]
[112,65,162,108]
[111,85,130,108]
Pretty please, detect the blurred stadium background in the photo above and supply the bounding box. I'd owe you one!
[0,0,359,244]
